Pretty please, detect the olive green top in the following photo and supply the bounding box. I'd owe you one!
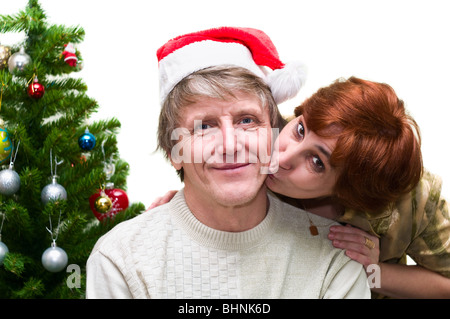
[338,169,450,297]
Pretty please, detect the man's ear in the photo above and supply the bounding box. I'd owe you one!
[168,153,183,171]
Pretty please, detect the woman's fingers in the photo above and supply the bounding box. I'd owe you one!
[147,190,178,211]
[328,224,380,269]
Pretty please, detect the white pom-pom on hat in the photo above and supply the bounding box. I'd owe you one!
[267,61,308,104]
[157,27,307,105]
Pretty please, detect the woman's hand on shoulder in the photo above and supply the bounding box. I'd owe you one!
[328,224,380,271]
[147,190,178,211]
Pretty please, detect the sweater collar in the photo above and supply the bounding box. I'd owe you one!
[168,188,278,250]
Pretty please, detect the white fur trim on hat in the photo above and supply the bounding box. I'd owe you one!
[158,40,266,104]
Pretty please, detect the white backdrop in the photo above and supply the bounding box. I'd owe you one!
[2,0,449,208]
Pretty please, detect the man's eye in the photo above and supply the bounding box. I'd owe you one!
[195,123,211,130]
[240,118,254,124]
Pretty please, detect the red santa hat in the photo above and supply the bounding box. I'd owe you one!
[157,27,307,104]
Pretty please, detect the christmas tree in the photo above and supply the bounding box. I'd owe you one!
[0,0,145,298]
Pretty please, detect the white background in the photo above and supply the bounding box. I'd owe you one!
[2,0,449,208]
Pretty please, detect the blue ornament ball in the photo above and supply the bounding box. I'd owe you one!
[78,130,96,151]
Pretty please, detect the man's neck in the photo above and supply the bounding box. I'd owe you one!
[183,187,269,232]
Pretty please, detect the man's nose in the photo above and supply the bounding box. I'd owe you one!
[217,126,243,155]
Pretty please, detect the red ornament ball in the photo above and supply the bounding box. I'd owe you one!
[28,77,45,99]
[89,185,129,221]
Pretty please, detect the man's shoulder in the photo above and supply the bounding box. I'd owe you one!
[91,203,172,254]
[268,194,356,280]
[270,194,340,240]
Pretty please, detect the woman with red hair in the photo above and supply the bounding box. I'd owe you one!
[151,77,450,298]
[266,76,449,298]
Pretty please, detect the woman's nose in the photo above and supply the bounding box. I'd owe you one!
[277,141,299,171]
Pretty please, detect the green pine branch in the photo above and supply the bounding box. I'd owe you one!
[0,0,145,298]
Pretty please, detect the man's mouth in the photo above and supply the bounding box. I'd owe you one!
[211,163,250,170]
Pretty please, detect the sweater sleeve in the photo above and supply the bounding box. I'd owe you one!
[86,250,133,299]
[323,259,371,299]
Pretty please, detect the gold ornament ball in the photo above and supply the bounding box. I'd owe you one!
[95,195,112,213]
[0,44,11,70]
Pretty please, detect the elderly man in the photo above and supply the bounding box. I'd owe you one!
[86,27,369,299]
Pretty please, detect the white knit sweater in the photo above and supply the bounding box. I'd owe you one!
[86,189,370,299]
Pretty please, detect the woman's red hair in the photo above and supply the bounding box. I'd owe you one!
[294,77,423,215]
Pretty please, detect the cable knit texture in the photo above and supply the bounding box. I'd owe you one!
[86,189,370,299]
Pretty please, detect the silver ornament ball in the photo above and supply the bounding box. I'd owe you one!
[8,47,31,73]
[41,243,68,272]
[41,177,67,205]
[0,167,20,196]
[0,241,9,265]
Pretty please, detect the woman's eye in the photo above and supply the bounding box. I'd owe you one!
[312,156,325,172]
[297,122,305,138]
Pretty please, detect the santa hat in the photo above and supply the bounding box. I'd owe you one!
[157,27,307,105]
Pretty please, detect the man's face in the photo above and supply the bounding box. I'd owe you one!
[170,93,273,208]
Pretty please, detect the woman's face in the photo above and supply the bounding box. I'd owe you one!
[265,115,340,199]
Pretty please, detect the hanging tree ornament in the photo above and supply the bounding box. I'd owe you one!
[0,117,12,165]
[0,213,8,266]
[41,241,67,272]
[78,128,96,151]
[0,42,11,70]
[61,43,78,67]
[8,47,31,73]
[41,150,67,205]
[91,188,113,214]
[0,141,21,196]
[41,176,67,205]
[41,210,68,272]
[90,183,129,221]
[0,83,12,166]
[27,75,45,100]
[90,143,129,221]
